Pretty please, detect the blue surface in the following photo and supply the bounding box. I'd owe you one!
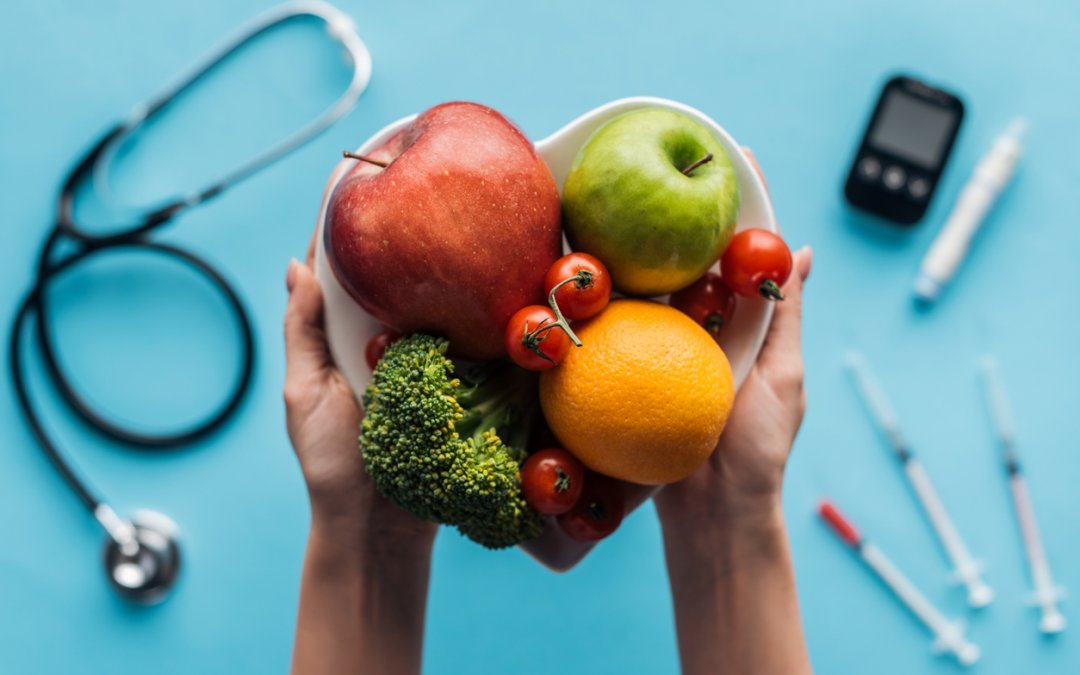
[2,1,1079,672]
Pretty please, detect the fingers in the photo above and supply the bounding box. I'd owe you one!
[305,229,317,267]
[741,147,769,195]
[284,259,332,403]
[756,247,812,383]
[742,147,782,239]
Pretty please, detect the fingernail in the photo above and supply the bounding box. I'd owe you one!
[286,259,298,292]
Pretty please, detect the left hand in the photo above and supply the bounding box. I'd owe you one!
[283,240,436,547]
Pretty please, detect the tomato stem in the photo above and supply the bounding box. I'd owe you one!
[546,275,585,346]
[520,317,560,363]
[681,153,714,176]
[572,269,595,290]
[342,150,389,168]
[704,314,725,335]
[553,467,571,493]
[759,279,785,301]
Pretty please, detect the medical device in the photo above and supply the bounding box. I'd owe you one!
[846,353,993,608]
[980,357,1066,633]
[819,500,981,666]
[9,1,370,603]
[844,75,965,225]
[913,119,1026,303]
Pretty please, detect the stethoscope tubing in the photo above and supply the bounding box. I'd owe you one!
[9,235,257,512]
[8,0,368,526]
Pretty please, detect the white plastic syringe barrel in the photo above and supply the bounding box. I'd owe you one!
[914,118,1027,302]
[1012,474,1068,634]
[861,543,981,666]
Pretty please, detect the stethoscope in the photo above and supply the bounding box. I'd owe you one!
[8,1,370,603]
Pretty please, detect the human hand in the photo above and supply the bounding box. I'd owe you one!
[283,243,437,548]
[654,151,812,537]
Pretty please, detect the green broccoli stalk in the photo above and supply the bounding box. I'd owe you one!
[360,334,544,548]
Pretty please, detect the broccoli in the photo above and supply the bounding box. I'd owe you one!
[360,334,544,548]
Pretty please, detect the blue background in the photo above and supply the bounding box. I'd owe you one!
[2,0,1078,672]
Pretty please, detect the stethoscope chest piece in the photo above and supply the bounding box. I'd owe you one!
[103,510,181,604]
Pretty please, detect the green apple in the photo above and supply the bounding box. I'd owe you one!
[562,108,740,296]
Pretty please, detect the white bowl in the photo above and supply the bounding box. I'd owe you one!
[313,96,777,570]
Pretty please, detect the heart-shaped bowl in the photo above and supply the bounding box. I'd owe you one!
[313,96,777,570]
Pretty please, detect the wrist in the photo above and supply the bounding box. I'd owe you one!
[309,497,437,560]
[659,484,783,539]
[661,495,786,574]
[308,514,435,570]
[716,487,785,531]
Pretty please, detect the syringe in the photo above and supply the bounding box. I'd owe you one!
[819,500,981,666]
[846,353,993,608]
[980,356,1066,634]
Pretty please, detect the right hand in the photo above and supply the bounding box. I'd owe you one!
[654,247,811,534]
[655,148,812,538]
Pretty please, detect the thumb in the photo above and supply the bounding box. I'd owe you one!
[284,259,332,382]
[756,246,812,376]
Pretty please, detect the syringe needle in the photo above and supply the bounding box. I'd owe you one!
[846,353,993,608]
[846,352,910,459]
[819,500,981,667]
[980,357,1066,634]
[981,355,1018,466]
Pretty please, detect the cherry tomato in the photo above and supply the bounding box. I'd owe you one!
[544,253,612,321]
[669,272,736,336]
[521,448,586,515]
[504,305,571,371]
[720,228,793,301]
[365,330,401,370]
[557,473,625,542]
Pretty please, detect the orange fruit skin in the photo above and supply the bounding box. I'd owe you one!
[539,299,734,485]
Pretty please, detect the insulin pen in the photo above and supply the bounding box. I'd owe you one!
[846,353,993,608]
[819,500,981,666]
[980,357,1066,634]
[913,117,1027,303]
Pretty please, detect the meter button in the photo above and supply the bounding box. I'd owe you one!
[857,156,882,181]
[882,165,907,191]
[908,176,932,201]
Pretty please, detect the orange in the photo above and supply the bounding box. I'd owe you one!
[539,299,734,485]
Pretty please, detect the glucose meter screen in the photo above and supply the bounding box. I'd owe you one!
[869,90,956,169]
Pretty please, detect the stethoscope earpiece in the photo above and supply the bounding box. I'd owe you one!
[102,510,181,604]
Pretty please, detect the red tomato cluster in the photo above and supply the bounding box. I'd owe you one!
[670,228,792,334]
[521,447,626,542]
[363,252,615,373]
[504,253,611,371]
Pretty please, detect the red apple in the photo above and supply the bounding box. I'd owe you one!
[326,102,562,359]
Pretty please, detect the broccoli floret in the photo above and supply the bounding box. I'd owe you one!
[360,334,543,548]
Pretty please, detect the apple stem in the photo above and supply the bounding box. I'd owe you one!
[681,153,714,176]
[342,151,389,168]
